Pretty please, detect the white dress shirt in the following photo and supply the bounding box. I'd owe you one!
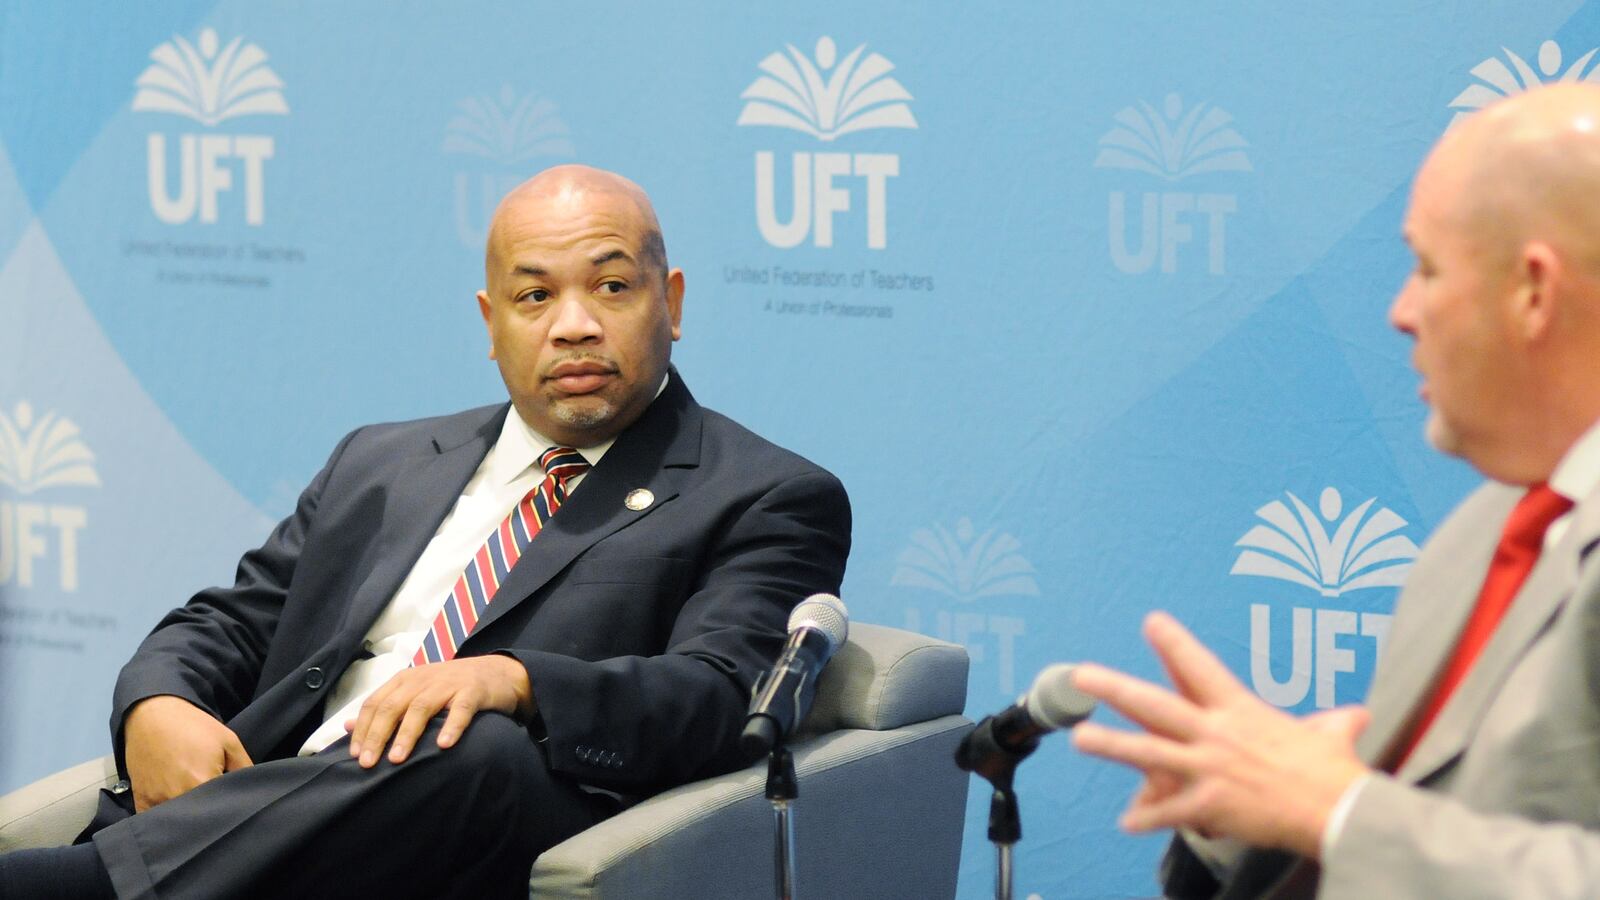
[1320,415,1600,856]
[297,408,615,755]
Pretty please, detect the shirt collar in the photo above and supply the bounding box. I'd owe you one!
[1548,415,1600,504]
[487,410,614,486]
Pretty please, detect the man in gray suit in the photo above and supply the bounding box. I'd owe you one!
[1071,83,1600,897]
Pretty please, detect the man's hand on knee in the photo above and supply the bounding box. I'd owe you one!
[346,654,534,768]
[124,695,254,813]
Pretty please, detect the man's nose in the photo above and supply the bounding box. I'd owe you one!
[1388,278,1418,337]
[549,293,604,345]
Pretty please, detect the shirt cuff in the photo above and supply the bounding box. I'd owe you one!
[1177,827,1246,879]
[1319,772,1372,860]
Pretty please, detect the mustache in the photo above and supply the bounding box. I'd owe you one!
[540,353,620,378]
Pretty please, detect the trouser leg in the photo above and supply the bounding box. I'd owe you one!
[91,713,610,900]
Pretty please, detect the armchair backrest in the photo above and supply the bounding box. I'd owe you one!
[799,621,969,733]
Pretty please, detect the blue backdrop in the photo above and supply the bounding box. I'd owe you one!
[3,2,1589,896]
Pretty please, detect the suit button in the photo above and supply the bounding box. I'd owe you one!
[304,667,325,690]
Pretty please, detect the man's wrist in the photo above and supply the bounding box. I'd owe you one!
[490,652,537,722]
[125,694,202,729]
[1316,772,1373,861]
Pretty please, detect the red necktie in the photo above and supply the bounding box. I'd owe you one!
[1395,483,1573,765]
[412,446,589,666]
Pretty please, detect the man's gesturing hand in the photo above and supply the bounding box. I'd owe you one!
[347,654,533,768]
[123,695,253,813]
[1069,612,1370,859]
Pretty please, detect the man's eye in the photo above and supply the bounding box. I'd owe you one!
[599,281,627,295]
[522,289,550,303]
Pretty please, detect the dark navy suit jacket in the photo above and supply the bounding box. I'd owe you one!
[108,370,851,797]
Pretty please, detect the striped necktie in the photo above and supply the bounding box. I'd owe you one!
[413,446,590,666]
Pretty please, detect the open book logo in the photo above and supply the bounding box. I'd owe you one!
[1448,41,1600,127]
[131,27,289,126]
[1094,93,1252,181]
[1230,488,1417,597]
[1449,41,1600,127]
[737,36,917,141]
[891,517,1040,602]
[0,402,101,496]
[443,85,576,165]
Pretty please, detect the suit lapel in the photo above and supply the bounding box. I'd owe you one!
[1393,483,1600,781]
[465,371,703,641]
[335,407,506,639]
[1396,531,1576,779]
[1569,487,1600,572]
[1355,485,1515,765]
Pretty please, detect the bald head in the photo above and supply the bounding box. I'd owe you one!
[486,165,669,283]
[1430,83,1600,273]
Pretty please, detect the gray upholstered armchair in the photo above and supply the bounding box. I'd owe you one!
[0,622,973,898]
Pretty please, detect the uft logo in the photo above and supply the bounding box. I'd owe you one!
[737,36,916,249]
[444,85,576,249]
[1449,40,1600,126]
[1231,488,1419,709]
[132,27,288,226]
[892,517,1038,695]
[1093,93,1251,276]
[0,402,98,592]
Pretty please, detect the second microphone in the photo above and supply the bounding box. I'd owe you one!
[741,593,849,759]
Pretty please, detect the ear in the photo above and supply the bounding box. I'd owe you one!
[476,290,497,360]
[665,268,685,341]
[1515,241,1560,343]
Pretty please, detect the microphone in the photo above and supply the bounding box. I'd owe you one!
[955,663,1096,782]
[740,593,849,759]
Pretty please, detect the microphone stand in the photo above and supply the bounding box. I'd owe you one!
[766,744,799,900]
[987,770,1021,900]
[960,720,1037,900]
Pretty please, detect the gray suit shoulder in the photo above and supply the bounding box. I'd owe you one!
[1424,481,1523,547]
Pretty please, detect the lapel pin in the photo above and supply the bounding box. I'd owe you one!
[625,488,655,511]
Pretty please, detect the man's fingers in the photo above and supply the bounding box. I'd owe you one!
[1144,612,1247,705]
[1305,705,1371,743]
[133,761,212,814]
[222,733,254,772]
[1121,788,1204,833]
[1130,769,1185,809]
[359,705,401,766]
[357,688,411,767]
[350,660,513,764]
[1072,721,1200,775]
[387,695,449,764]
[1072,664,1202,740]
[349,679,396,759]
[437,702,476,750]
